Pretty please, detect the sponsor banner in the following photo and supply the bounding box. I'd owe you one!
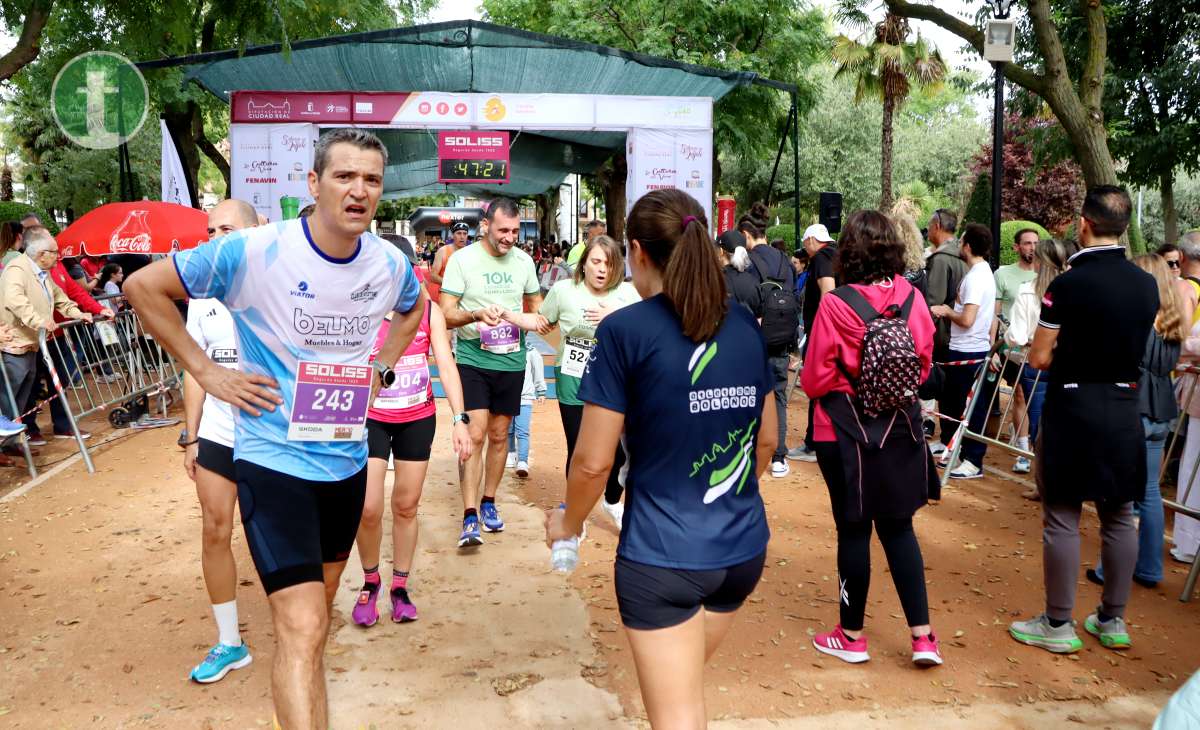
[349,92,412,123]
[160,119,192,207]
[437,130,511,184]
[230,122,317,222]
[385,92,474,126]
[231,91,353,123]
[597,96,711,130]
[473,93,594,128]
[625,128,713,230]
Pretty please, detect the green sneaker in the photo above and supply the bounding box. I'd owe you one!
[1009,614,1083,654]
[1084,611,1131,650]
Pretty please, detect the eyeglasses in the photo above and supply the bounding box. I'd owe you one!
[1168,260,1181,269]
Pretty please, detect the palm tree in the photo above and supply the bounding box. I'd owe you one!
[830,5,947,210]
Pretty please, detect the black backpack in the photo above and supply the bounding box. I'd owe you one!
[831,286,922,417]
[751,254,800,351]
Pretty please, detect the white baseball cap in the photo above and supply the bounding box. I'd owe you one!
[802,224,835,243]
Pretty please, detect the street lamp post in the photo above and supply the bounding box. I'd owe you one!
[984,0,1015,268]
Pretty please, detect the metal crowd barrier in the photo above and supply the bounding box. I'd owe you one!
[0,303,183,478]
[1160,365,1200,602]
[935,342,1042,490]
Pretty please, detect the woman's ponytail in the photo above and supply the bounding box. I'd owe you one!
[627,189,728,343]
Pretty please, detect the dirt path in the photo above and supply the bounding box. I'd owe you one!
[0,394,1195,729]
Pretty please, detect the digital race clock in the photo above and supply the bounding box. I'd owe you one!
[437,131,511,185]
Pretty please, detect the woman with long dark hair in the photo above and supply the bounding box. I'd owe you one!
[801,209,944,667]
[545,189,776,728]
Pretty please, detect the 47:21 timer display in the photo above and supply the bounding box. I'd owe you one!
[439,158,509,183]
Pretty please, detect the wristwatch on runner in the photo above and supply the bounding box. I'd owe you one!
[452,412,471,426]
[371,359,397,388]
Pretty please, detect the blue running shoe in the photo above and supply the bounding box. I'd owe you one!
[480,501,505,532]
[190,642,252,683]
[0,416,25,438]
[458,515,483,548]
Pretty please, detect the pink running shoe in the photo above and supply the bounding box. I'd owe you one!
[351,582,380,627]
[813,625,869,663]
[911,633,943,666]
[391,587,418,623]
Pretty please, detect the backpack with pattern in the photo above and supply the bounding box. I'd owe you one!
[831,286,921,416]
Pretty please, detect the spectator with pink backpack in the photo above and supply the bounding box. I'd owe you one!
[801,209,944,668]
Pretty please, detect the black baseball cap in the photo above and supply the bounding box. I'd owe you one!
[717,229,746,254]
[451,221,470,233]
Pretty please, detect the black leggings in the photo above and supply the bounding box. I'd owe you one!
[814,442,930,632]
[559,402,626,505]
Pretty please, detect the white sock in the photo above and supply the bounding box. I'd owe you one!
[1016,436,1030,451]
[212,600,241,647]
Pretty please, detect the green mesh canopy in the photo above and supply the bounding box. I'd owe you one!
[141,21,770,198]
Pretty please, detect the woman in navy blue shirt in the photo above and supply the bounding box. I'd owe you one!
[545,189,776,728]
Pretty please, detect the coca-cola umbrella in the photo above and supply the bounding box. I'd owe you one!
[56,202,208,258]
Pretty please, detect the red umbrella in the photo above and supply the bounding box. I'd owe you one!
[56,202,208,257]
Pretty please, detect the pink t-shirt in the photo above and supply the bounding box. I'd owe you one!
[367,303,436,424]
[800,277,934,442]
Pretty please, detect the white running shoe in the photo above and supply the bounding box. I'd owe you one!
[771,459,790,479]
[515,460,529,478]
[601,500,624,530]
[1013,456,1032,474]
[949,461,983,480]
[505,452,517,469]
[928,442,947,457]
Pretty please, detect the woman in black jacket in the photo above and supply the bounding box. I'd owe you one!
[716,229,763,317]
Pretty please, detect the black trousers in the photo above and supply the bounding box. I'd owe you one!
[559,401,626,505]
[814,442,930,631]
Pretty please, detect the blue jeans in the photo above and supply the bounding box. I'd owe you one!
[1018,364,1047,442]
[1096,416,1168,584]
[507,403,532,462]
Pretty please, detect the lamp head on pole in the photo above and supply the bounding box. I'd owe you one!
[984,0,1015,64]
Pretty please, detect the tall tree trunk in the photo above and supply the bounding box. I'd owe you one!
[603,153,628,243]
[0,0,53,82]
[1161,170,1178,246]
[880,93,896,210]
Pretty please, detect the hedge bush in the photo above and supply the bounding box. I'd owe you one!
[765,224,797,253]
[998,220,1051,266]
[0,202,59,235]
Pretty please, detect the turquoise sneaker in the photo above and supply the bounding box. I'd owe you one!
[190,642,252,683]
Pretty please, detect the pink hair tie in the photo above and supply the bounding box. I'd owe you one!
[680,215,698,232]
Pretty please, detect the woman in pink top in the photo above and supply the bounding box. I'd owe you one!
[351,300,472,626]
[800,210,944,668]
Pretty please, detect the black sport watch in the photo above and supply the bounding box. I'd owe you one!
[371,360,396,388]
[452,412,471,425]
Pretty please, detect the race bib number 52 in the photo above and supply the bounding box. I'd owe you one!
[288,361,372,442]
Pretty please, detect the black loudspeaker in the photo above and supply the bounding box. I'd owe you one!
[819,191,843,233]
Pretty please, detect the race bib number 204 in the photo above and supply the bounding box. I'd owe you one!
[288,360,372,442]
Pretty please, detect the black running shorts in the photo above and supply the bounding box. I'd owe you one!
[458,363,523,417]
[235,459,368,595]
[366,415,437,462]
[195,438,235,482]
[614,551,767,631]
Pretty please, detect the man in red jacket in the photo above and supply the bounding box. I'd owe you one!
[18,213,115,444]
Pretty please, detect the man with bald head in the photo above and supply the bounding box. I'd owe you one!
[179,199,259,684]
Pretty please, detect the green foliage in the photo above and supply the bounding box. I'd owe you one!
[962,173,991,229]
[997,220,1050,266]
[1138,174,1200,246]
[0,201,59,234]
[482,0,828,164]
[1127,216,1146,255]
[765,224,796,252]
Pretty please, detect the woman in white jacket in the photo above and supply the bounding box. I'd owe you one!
[1004,238,1077,495]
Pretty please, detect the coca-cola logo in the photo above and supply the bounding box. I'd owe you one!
[680,144,703,161]
[281,134,307,152]
[109,209,153,253]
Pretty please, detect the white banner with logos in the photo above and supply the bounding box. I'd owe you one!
[625,128,713,227]
[160,119,192,207]
[230,123,318,222]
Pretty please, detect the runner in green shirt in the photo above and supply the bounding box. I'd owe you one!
[565,219,606,271]
[439,198,547,548]
[539,234,639,528]
[993,226,1039,474]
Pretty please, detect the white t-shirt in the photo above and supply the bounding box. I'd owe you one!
[185,298,237,448]
[173,218,422,480]
[949,260,996,353]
